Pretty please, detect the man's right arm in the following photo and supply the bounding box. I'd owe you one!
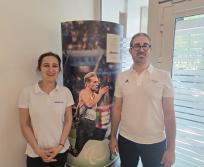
[109,97,122,155]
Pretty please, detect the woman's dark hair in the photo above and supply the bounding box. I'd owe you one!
[37,52,61,71]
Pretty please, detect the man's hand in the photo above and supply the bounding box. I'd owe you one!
[109,136,119,155]
[161,148,175,167]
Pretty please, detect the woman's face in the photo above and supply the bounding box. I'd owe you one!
[40,56,60,82]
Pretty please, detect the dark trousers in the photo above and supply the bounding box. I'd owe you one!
[118,135,166,167]
[26,150,68,167]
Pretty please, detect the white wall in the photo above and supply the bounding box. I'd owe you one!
[127,0,149,37]
[101,0,149,38]
[0,0,97,167]
[147,0,161,68]
[101,0,126,23]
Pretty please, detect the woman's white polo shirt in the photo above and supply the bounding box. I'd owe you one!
[18,83,74,157]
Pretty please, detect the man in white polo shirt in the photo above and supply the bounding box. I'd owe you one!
[109,33,176,167]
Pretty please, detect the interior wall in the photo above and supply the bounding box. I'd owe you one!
[127,0,149,37]
[101,0,126,23]
[147,0,161,68]
[101,0,149,38]
[0,0,97,167]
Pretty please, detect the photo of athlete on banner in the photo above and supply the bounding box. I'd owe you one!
[61,20,123,167]
[69,72,109,157]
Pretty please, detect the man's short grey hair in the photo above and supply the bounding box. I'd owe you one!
[130,32,151,48]
[84,72,97,84]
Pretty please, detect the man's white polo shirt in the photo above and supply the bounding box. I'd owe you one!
[114,65,174,144]
[18,83,74,157]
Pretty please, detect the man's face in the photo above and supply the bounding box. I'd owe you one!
[129,36,151,65]
[87,76,99,91]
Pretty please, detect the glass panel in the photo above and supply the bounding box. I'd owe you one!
[121,38,133,71]
[172,14,204,167]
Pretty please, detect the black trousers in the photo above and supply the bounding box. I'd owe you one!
[26,150,68,167]
[118,135,166,167]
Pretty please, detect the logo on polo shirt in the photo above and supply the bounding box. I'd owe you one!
[54,101,64,103]
[125,79,129,83]
[150,79,158,83]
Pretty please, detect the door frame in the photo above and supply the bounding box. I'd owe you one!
[148,0,204,72]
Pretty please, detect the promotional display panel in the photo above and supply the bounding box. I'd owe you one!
[61,21,123,167]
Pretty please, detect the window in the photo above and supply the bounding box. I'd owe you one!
[172,14,204,166]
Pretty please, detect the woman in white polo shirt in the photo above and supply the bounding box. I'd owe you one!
[18,52,74,167]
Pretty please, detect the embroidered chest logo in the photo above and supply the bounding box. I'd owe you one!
[54,101,64,103]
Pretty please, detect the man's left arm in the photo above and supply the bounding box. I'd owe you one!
[161,97,176,167]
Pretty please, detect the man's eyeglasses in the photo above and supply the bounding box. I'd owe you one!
[131,44,151,51]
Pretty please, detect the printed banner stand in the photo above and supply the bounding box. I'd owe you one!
[61,20,123,167]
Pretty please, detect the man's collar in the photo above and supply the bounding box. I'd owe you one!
[130,64,154,74]
[147,64,154,73]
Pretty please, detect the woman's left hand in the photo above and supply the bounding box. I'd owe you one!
[46,145,63,160]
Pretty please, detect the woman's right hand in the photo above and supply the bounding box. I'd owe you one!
[35,147,57,163]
